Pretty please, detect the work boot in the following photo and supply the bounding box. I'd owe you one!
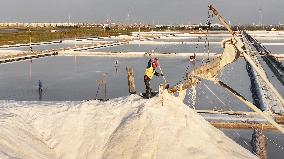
[145,93,151,99]
[145,89,151,99]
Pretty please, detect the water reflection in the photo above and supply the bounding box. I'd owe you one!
[222,129,284,159]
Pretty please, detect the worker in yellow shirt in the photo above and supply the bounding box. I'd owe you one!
[144,58,163,98]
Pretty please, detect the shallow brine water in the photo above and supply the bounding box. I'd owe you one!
[222,129,284,159]
[0,56,254,112]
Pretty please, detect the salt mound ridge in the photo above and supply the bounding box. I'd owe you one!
[0,93,257,159]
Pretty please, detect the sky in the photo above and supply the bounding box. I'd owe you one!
[0,0,283,25]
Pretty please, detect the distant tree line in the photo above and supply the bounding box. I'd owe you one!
[0,24,283,45]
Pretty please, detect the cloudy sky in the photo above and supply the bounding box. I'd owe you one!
[0,0,283,25]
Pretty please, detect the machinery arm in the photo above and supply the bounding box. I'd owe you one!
[209,4,284,106]
[208,5,235,36]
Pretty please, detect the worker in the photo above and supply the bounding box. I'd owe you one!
[144,58,163,98]
[38,80,43,95]
[114,60,119,73]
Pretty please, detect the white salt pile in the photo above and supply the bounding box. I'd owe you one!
[0,93,257,159]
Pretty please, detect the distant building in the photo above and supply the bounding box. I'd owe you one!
[0,22,78,27]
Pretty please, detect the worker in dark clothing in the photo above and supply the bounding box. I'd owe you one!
[114,60,119,73]
[38,80,43,95]
[144,58,163,98]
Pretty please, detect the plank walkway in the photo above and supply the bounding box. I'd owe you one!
[197,110,284,130]
[0,51,58,64]
[0,41,128,64]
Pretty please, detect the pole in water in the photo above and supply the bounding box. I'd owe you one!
[126,66,136,94]
[29,60,32,80]
[95,73,108,100]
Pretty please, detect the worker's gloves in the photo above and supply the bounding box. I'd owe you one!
[155,73,164,77]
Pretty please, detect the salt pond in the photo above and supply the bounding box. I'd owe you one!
[0,55,253,112]
[0,31,284,158]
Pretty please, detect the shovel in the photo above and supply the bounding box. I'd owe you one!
[157,64,169,89]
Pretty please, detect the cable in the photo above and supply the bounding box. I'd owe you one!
[203,83,226,105]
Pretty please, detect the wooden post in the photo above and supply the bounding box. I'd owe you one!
[159,84,165,106]
[126,66,136,94]
[29,60,32,80]
[96,73,108,100]
[251,128,268,159]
